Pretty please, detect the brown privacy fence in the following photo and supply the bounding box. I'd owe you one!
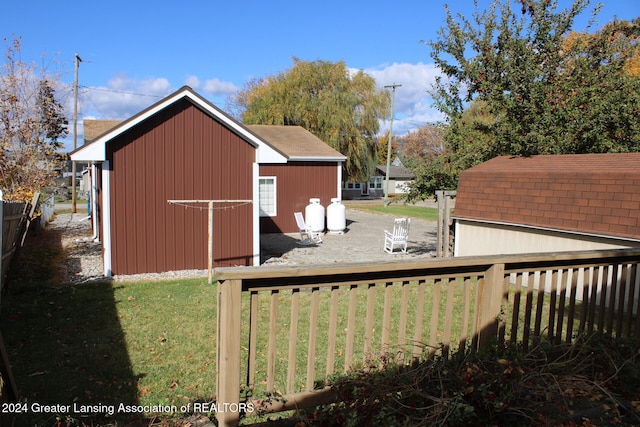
[0,193,36,420]
[1,201,28,292]
[0,193,37,295]
[214,248,640,427]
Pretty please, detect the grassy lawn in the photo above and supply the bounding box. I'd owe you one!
[0,225,219,426]
[2,275,217,426]
[52,201,89,215]
[115,279,217,408]
[344,201,440,221]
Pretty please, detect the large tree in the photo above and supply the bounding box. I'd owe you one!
[232,58,390,181]
[404,0,639,200]
[375,130,399,166]
[0,37,68,201]
[397,124,445,166]
[402,101,497,199]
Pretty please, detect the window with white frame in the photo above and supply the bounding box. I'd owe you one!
[369,176,383,189]
[259,177,277,217]
[344,182,362,189]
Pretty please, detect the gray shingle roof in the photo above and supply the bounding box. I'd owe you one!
[375,164,416,179]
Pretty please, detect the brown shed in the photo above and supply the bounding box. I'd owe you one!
[70,87,344,276]
[453,153,640,256]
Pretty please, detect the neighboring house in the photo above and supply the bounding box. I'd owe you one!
[70,86,344,276]
[453,153,640,257]
[342,158,416,199]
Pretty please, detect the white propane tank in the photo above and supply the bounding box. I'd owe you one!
[305,198,325,232]
[327,198,346,234]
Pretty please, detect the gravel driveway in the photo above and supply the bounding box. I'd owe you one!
[261,208,438,265]
[49,206,439,283]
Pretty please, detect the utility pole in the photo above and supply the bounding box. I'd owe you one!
[72,53,82,213]
[383,83,401,206]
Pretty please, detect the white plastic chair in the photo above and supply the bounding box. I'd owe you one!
[383,218,410,253]
[294,212,322,245]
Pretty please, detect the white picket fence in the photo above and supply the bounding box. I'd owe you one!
[40,195,55,226]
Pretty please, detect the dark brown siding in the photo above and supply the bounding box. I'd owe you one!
[259,162,339,233]
[107,99,255,275]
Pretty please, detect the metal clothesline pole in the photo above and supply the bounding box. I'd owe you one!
[167,199,252,284]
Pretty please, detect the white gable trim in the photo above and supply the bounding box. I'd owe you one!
[102,160,112,277]
[70,87,287,164]
[288,155,347,162]
[252,163,261,266]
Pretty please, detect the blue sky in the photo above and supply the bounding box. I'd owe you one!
[2,0,637,150]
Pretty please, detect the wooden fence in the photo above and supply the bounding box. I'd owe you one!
[0,192,32,423]
[0,194,33,295]
[214,248,640,427]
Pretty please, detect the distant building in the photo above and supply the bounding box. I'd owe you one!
[342,158,415,199]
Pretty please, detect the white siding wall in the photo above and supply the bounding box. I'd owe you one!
[393,180,411,194]
[454,220,639,257]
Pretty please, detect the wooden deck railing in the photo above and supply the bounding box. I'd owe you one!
[214,248,640,427]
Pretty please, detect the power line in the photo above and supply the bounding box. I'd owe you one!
[80,91,108,118]
[80,86,164,98]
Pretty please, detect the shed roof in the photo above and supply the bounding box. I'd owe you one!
[83,120,122,142]
[246,125,345,161]
[375,164,416,179]
[454,153,640,241]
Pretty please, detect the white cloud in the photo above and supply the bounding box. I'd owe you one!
[184,75,201,89]
[202,78,239,97]
[80,74,173,120]
[64,74,174,151]
[363,62,446,134]
[69,73,240,150]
